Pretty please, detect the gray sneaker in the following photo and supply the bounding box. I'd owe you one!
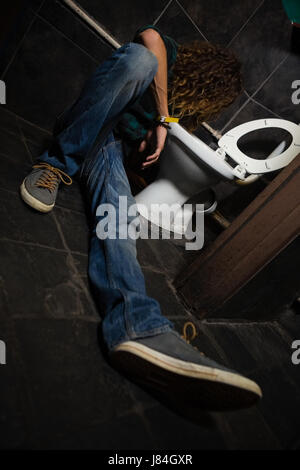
[20,162,72,213]
[109,329,262,411]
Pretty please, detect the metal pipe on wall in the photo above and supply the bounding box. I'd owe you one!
[61,0,121,49]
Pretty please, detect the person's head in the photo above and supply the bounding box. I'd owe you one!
[168,40,243,131]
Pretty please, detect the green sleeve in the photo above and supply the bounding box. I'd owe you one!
[132,24,179,69]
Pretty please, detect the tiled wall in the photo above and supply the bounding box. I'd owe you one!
[1,0,299,134]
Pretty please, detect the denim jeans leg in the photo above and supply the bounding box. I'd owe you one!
[82,133,174,352]
[39,42,159,177]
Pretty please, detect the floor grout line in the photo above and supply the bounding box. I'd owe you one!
[153,0,174,25]
[0,236,88,257]
[1,0,47,80]
[0,107,52,136]
[51,211,98,316]
[221,54,289,132]
[0,185,86,217]
[226,0,265,48]
[0,121,43,146]
[34,11,100,65]
[202,319,275,326]
[220,95,251,133]
[11,313,98,322]
[245,53,289,101]
[55,203,86,216]
[0,187,18,197]
[15,118,35,164]
[0,151,33,168]
[243,90,284,119]
[175,0,208,41]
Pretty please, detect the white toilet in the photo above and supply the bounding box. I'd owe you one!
[135,118,300,234]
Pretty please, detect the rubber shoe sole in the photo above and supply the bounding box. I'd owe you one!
[20,180,54,213]
[110,341,263,411]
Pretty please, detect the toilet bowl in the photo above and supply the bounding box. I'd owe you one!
[135,118,300,235]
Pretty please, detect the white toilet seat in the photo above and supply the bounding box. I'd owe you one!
[218,119,300,175]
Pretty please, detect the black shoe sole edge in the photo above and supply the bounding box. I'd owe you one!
[109,343,262,412]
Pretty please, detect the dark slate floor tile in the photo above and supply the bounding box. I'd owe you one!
[277,308,300,339]
[210,91,249,133]
[232,323,300,383]
[77,0,170,44]
[18,120,52,151]
[205,321,300,447]
[137,237,186,279]
[12,318,139,449]
[197,322,300,448]
[0,106,19,135]
[0,153,32,195]
[0,106,51,147]
[156,0,206,44]
[72,253,89,278]
[0,241,96,319]
[254,53,300,124]
[4,16,97,131]
[251,367,300,449]
[24,137,51,162]
[0,127,42,193]
[221,97,287,133]
[136,237,165,272]
[144,403,226,449]
[66,254,101,323]
[55,181,87,214]
[28,0,46,10]
[218,407,281,450]
[0,1,37,76]
[148,239,187,279]
[54,206,89,254]
[0,189,63,249]
[0,127,31,162]
[199,322,259,374]
[229,0,292,95]
[53,412,155,450]
[39,0,114,63]
[0,320,28,449]
[179,0,263,46]
[143,267,189,318]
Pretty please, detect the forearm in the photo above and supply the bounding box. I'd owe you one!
[137,30,169,117]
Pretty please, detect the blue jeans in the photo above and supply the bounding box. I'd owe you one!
[39,42,174,350]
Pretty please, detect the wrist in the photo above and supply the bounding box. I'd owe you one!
[157,122,171,130]
[157,111,169,118]
[157,115,179,123]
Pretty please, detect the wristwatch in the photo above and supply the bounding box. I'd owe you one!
[157,115,179,123]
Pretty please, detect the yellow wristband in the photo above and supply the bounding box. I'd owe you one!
[157,115,179,123]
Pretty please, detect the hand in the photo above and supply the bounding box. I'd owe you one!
[138,125,168,169]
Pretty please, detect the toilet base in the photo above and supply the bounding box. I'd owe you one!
[136,187,217,236]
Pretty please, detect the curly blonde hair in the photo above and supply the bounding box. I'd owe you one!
[168,40,243,131]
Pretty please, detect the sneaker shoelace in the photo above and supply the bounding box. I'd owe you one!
[181,321,205,356]
[33,162,73,193]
